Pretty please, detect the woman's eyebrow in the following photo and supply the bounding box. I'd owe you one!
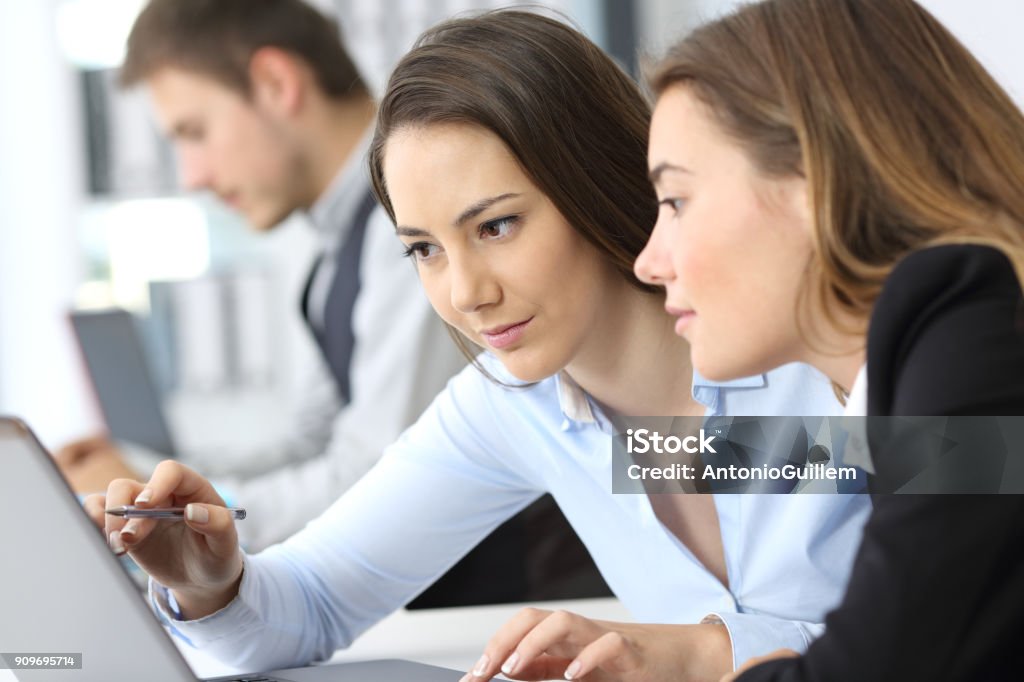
[395,192,523,236]
[648,162,692,185]
[395,225,432,238]
[453,193,521,227]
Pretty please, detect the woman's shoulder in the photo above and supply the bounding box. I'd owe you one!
[867,244,1024,415]
[869,244,1022,361]
[876,243,1019,308]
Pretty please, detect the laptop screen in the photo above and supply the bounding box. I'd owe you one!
[0,417,197,681]
[69,309,177,457]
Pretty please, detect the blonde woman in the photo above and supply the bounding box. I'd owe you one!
[499,0,1024,679]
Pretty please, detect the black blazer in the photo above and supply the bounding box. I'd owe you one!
[738,245,1024,681]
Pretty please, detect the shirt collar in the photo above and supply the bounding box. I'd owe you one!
[555,371,598,425]
[844,364,868,417]
[308,126,375,249]
[554,369,769,428]
[691,369,766,417]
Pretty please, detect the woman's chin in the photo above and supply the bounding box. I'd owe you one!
[693,353,745,384]
[497,352,561,384]
[694,351,776,384]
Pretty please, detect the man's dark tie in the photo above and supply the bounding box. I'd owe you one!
[300,190,378,404]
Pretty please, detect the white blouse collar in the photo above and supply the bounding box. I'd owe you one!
[845,364,868,417]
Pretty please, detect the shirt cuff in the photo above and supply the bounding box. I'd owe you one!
[703,612,823,671]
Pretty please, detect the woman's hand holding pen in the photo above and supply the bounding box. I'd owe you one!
[82,460,244,620]
[463,608,732,682]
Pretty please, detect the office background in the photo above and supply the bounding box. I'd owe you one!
[0,0,1020,449]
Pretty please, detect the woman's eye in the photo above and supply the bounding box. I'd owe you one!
[479,215,519,239]
[177,124,206,143]
[658,198,687,215]
[402,242,441,262]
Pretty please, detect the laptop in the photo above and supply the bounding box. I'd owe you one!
[0,416,460,681]
[69,308,178,457]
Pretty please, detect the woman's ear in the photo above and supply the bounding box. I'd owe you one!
[248,46,305,118]
[784,174,813,238]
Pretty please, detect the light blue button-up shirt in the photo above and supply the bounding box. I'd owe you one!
[153,358,870,672]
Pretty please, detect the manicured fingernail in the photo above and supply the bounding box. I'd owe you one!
[501,652,520,675]
[471,654,489,677]
[564,660,582,680]
[120,521,138,538]
[186,504,208,523]
[109,530,125,555]
[135,489,152,504]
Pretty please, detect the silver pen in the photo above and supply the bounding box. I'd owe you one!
[105,505,247,520]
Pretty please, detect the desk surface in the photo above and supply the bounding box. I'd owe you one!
[0,597,631,681]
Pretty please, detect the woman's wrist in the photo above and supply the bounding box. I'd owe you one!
[171,565,244,621]
[665,623,733,680]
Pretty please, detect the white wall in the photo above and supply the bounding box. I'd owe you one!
[637,0,1024,109]
[0,0,96,447]
[636,0,722,58]
[921,0,1024,105]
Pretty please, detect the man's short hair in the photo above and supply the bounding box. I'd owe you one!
[121,0,369,99]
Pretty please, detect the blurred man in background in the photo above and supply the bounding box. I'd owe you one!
[59,0,463,552]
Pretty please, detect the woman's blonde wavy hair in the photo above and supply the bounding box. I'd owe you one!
[649,0,1024,344]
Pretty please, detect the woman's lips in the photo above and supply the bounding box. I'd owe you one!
[666,306,696,336]
[219,191,243,209]
[480,318,533,349]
